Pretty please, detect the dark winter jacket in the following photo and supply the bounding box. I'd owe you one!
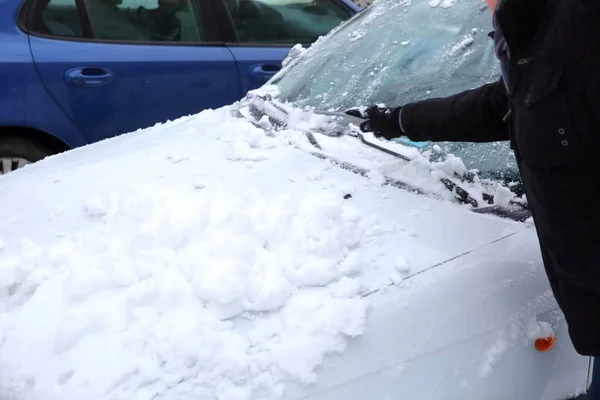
[400,0,600,356]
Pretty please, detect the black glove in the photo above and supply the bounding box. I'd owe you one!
[345,106,404,140]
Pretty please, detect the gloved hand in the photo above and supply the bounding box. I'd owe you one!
[345,105,404,140]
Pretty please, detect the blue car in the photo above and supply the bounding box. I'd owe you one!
[0,0,359,173]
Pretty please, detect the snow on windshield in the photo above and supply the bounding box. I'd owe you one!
[272,0,519,191]
[274,0,498,109]
[0,107,389,400]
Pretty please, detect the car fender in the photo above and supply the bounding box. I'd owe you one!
[0,31,86,149]
[283,228,589,400]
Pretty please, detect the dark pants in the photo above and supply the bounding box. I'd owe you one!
[582,358,600,399]
[519,163,600,356]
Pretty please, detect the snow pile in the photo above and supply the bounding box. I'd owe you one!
[0,182,379,399]
[281,44,306,68]
[449,34,475,56]
[431,153,468,177]
[428,0,455,8]
[348,30,367,42]
[479,327,517,378]
[493,186,514,207]
[389,256,412,284]
[284,108,339,134]
[525,318,555,341]
[217,118,283,162]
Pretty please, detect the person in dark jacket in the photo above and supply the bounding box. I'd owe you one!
[347,0,600,398]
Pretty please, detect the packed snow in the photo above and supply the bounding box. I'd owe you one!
[449,34,476,55]
[0,96,516,399]
[348,30,367,42]
[0,104,394,400]
[428,0,454,8]
[0,95,587,400]
[280,44,306,69]
[479,333,512,379]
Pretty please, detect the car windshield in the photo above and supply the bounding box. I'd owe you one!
[272,0,520,190]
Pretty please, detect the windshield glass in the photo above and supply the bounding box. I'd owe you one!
[273,0,520,190]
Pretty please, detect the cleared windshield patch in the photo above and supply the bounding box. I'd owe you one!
[395,137,429,149]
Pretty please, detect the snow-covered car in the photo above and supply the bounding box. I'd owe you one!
[0,0,592,399]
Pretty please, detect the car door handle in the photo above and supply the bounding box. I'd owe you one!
[64,67,115,88]
[248,64,281,81]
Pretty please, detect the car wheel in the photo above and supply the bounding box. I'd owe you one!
[0,135,54,175]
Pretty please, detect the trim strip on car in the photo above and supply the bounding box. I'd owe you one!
[223,41,313,48]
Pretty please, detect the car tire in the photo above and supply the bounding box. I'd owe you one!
[0,135,54,175]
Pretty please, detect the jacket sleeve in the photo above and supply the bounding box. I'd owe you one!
[399,78,510,143]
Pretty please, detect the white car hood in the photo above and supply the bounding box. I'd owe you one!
[285,228,589,400]
[0,106,587,399]
[0,107,519,294]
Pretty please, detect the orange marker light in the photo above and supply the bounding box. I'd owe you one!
[535,335,557,352]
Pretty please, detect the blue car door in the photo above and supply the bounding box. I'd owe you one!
[211,0,358,96]
[23,0,241,144]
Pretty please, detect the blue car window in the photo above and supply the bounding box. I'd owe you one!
[34,0,84,37]
[84,0,204,41]
[30,0,206,42]
[224,0,350,44]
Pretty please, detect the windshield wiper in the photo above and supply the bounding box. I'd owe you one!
[305,110,491,207]
[240,94,530,222]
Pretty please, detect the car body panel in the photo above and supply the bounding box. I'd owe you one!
[284,228,589,400]
[28,35,241,143]
[0,0,357,150]
[0,2,84,147]
[227,47,293,95]
[0,107,588,398]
